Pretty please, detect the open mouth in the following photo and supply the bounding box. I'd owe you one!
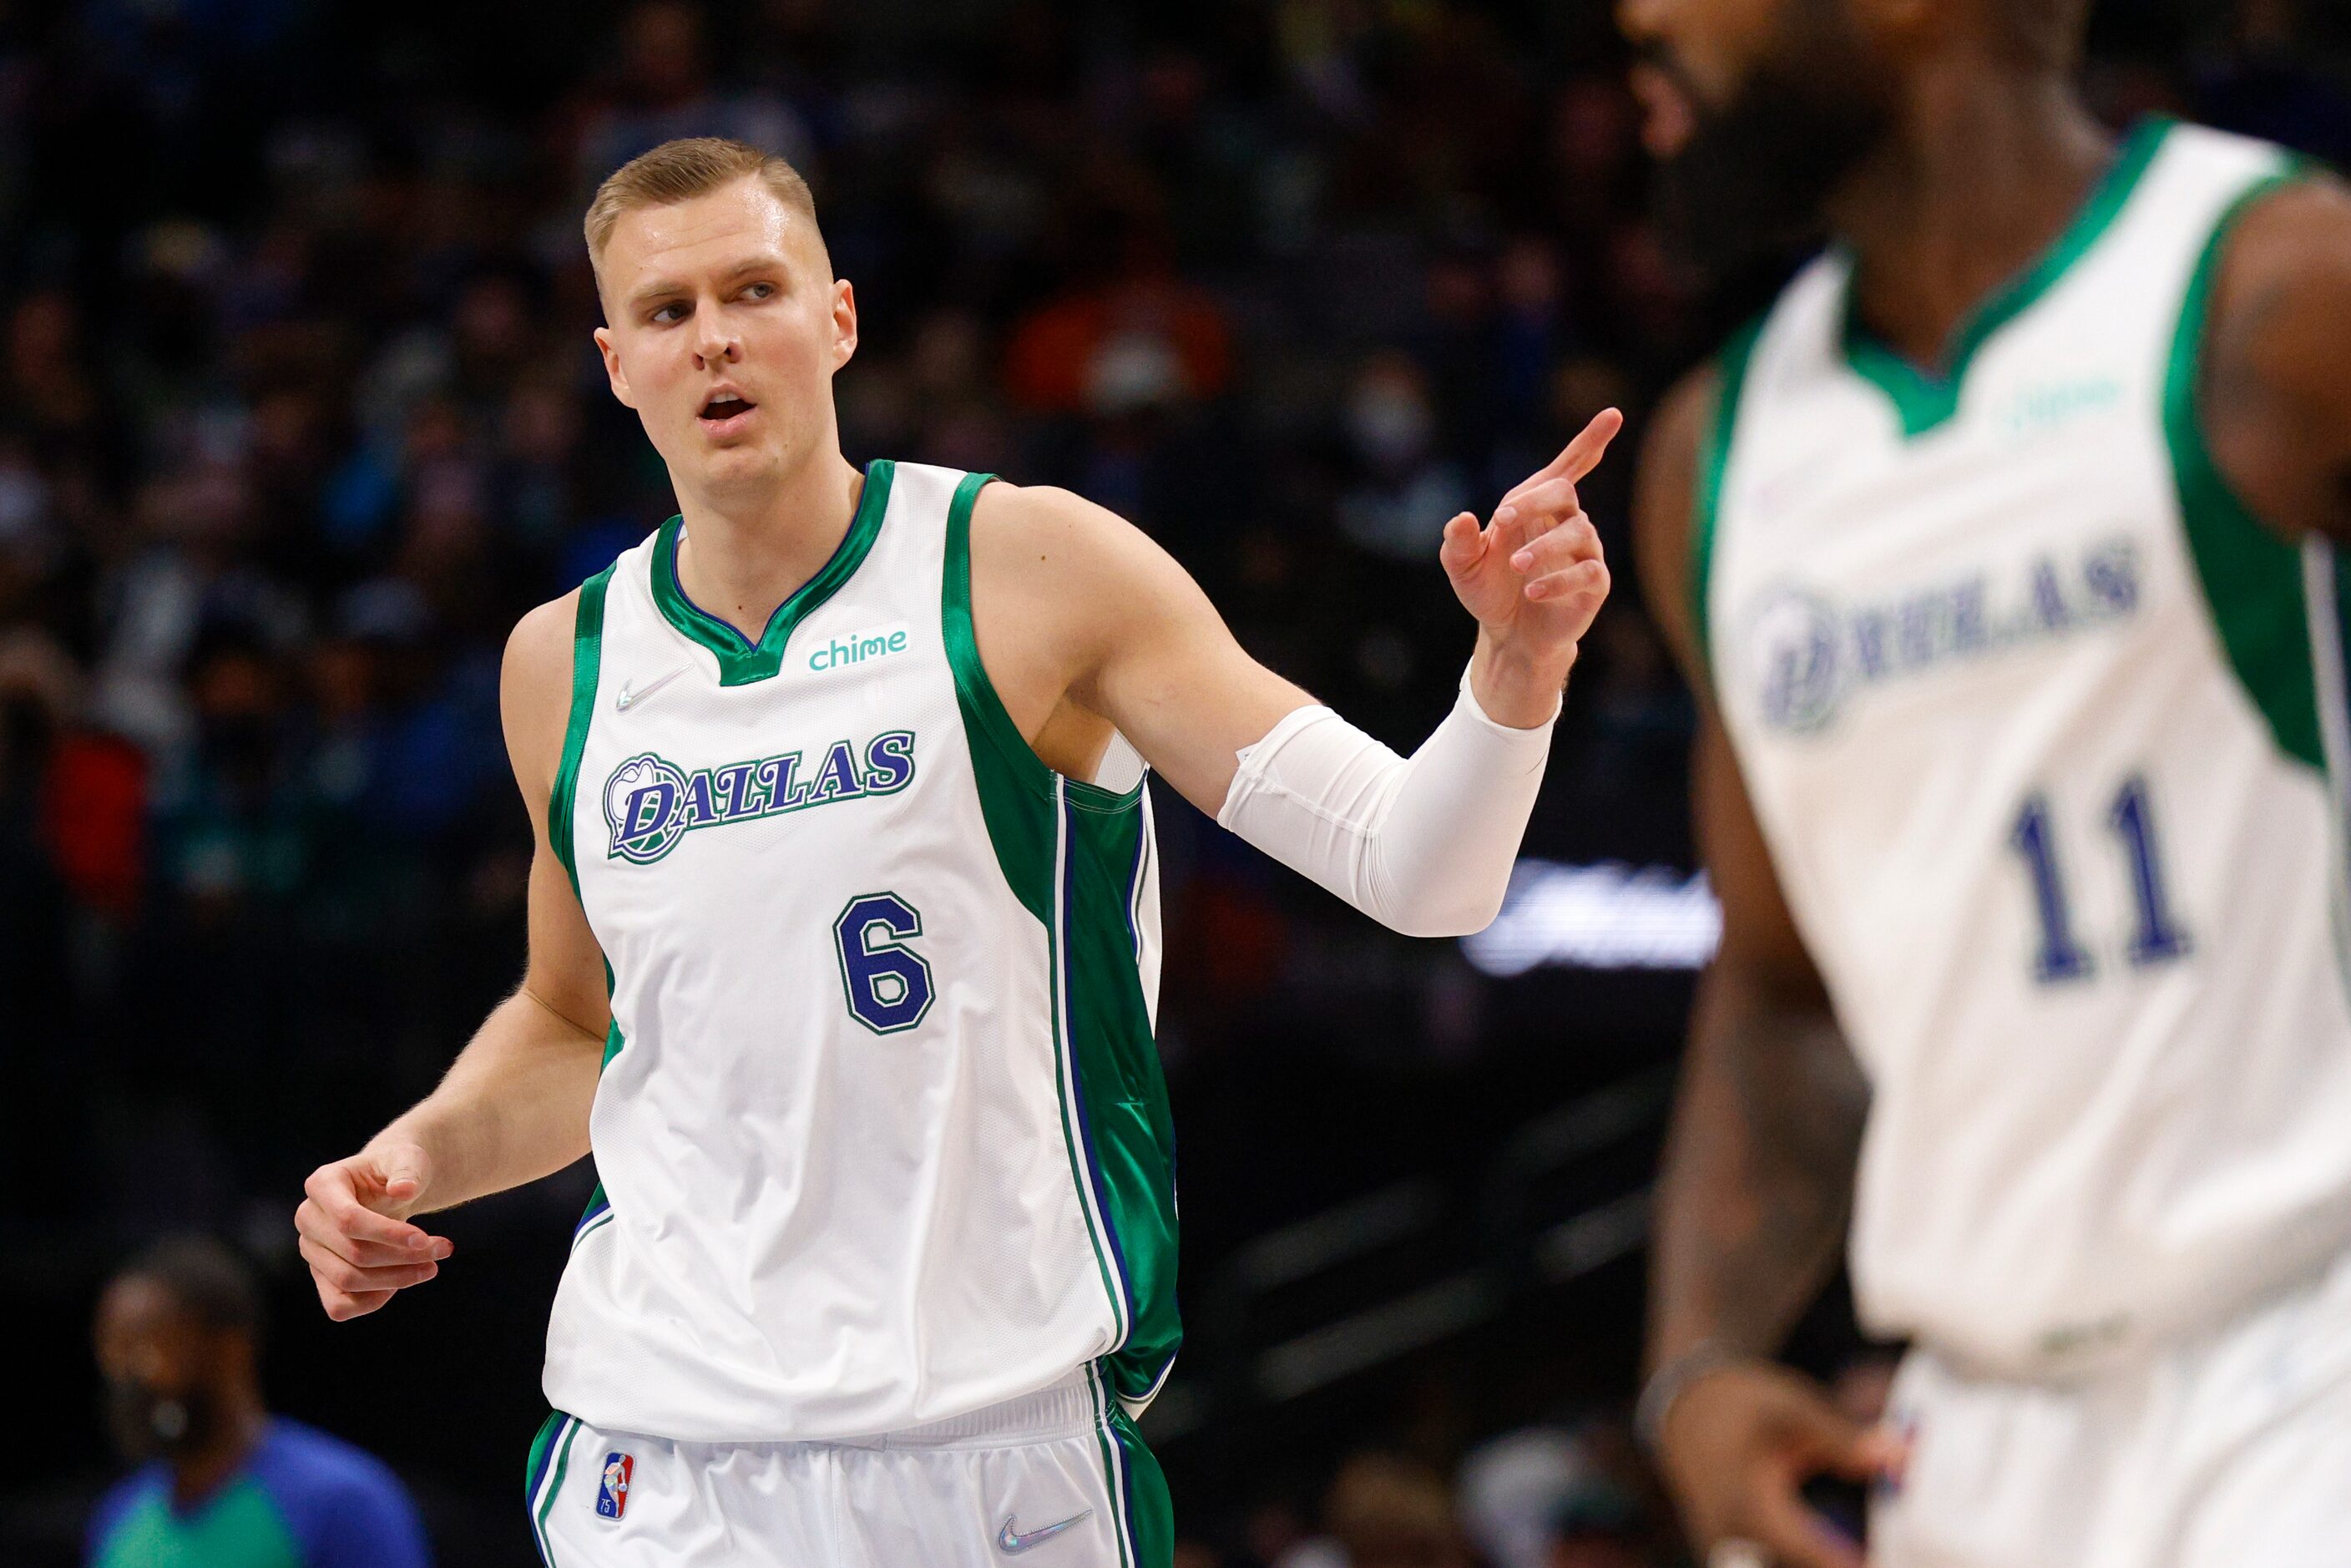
[699,392,757,426]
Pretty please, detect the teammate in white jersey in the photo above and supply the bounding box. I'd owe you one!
[1618,0,2351,1565]
[287,138,1620,1565]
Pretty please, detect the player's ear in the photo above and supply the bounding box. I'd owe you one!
[594,326,638,410]
[830,278,858,372]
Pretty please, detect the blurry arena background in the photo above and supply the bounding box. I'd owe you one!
[2,1,2345,1562]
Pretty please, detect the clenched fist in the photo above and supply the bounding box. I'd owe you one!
[295,1141,453,1322]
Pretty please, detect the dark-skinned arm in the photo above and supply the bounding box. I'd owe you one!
[2201,174,2351,546]
[1631,367,1888,1568]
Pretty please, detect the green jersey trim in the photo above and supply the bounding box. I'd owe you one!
[939,472,1144,905]
[648,458,895,686]
[938,469,1179,1407]
[1842,117,2174,440]
[1690,316,1767,683]
[1060,787,1182,1405]
[548,564,616,895]
[939,473,1139,807]
[569,1023,625,1251]
[2165,166,2323,774]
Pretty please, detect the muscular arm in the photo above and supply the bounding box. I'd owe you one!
[1636,367,1871,1375]
[1633,369,1880,1567]
[2202,174,2351,544]
[296,594,613,1319]
[966,417,1618,936]
[963,479,1312,813]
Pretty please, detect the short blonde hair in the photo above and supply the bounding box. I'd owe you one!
[584,137,824,276]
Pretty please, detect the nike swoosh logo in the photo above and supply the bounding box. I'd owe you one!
[614,665,688,712]
[997,1510,1092,1553]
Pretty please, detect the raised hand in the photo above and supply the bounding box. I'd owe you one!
[296,1140,454,1322]
[1440,407,1622,726]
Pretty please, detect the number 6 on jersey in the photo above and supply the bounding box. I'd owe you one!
[833,893,935,1034]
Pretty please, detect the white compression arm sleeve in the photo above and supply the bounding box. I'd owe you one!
[1215,672,1555,938]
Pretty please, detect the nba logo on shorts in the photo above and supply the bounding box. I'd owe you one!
[595,1452,634,1520]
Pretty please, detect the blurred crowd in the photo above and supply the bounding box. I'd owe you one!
[4,0,2349,1563]
[0,0,1722,1251]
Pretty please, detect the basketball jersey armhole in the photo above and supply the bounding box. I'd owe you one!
[549,563,617,896]
[2163,162,2330,776]
[943,470,1148,921]
[943,471,1052,795]
[940,471,1148,817]
[1690,316,1767,690]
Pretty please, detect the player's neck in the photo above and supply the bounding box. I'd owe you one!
[169,1393,266,1509]
[672,448,867,644]
[1828,68,2113,373]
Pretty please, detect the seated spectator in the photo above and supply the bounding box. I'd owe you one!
[88,1236,430,1568]
[1274,1451,1473,1568]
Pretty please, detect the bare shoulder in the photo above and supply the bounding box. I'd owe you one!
[2212,170,2351,312]
[2202,170,2351,539]
[502,589,582,805]
[968,478,1181,593]
[2208,172,2351,389]
[1632,362,1722,680]
[967,479,1205,650]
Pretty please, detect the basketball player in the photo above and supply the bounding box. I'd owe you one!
[291,139,1619,1565]
[1620,0,2351,1564]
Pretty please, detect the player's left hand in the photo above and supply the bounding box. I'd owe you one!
[1440,407,1622,690]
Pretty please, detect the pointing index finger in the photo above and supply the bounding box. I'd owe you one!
[1550,407,1625,485]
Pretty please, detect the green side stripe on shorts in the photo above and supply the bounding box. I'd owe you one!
[1110,1404,1176,1568]
[530,1414,581,1565]
[1085,1360,1175,1568]
[522,1410,564,1514]
[1086,1366,1136,1568]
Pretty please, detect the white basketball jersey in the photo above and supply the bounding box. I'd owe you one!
[538,460,1180,1442]
[1700,120,2351,1377]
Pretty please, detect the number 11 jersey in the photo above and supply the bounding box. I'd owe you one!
[543,459,1179,1443]
[1698,121,2351,1379]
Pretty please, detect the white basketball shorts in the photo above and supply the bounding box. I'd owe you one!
[523,1366,1170,1567]
[1869,1247,2351,1567]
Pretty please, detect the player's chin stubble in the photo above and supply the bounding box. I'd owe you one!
[1647,24,1894,279]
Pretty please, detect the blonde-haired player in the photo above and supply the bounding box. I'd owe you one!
[292,137,1619,1565]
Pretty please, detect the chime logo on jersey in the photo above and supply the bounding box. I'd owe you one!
[806,620,913,675]
[594,1452,633,1520]
[602,730,918,864]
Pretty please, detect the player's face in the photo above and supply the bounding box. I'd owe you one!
[1620,0,1897,272]
[594,176,857,504]
[1619,0,1787,151]
[94,1277,220,1460]
[95,1277,200,1394]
